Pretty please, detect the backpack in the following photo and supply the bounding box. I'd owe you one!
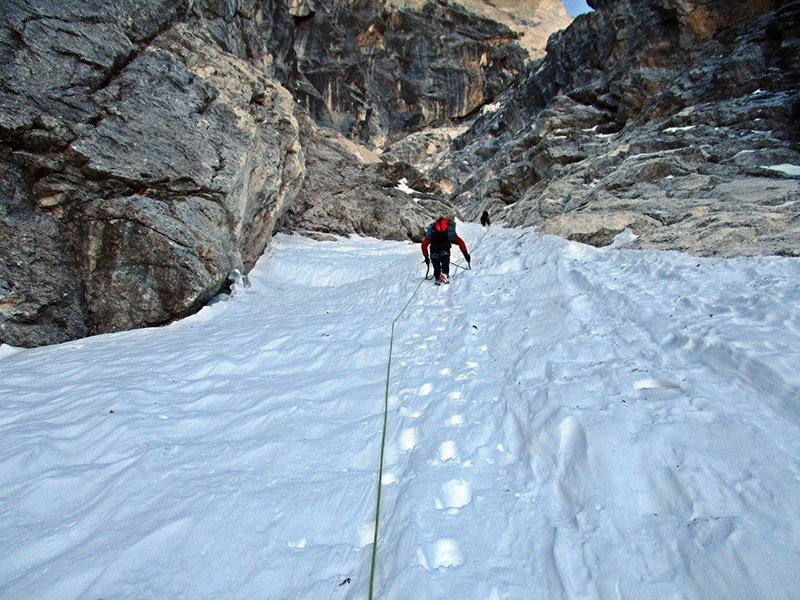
[427,218,457,245]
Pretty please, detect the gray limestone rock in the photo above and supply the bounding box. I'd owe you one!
[432,0,800,256]
[281,113,454,242]
[1,0,560,346]
[388,0,572,60]
[283,0,528,149]
[1,2,304,346]
[4,0,798,348]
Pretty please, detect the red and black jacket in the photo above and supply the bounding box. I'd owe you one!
[421,218,468,259]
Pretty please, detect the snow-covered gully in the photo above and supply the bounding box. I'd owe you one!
[2,224,800,599]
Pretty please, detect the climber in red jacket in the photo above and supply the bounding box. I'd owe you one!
[421,217,470,285]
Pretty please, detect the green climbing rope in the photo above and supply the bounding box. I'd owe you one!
[368,226,489,597]
[368,276,425,599]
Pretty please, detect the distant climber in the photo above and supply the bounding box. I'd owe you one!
[422,217,470,285]
[480,210,490,227]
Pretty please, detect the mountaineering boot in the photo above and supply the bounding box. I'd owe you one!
[438,274,449,285]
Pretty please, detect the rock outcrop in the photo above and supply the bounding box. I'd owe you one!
[434,0,800,256]
[6,0,796,348]
[1,0,557,347]
[279,112,454,241]
[0,0,305,347]
[389,0,573,60]
[281,0,528,149]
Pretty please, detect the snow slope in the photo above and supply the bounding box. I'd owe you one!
[2,224,800,599]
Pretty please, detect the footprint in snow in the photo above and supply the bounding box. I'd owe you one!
[418,383,434,396]
[358,523,375,548]
[420,539,464,569]
[634,378,682,390]
[446,414,465,427]
[400,427,418,451]
[438,440,459,462]
[436,479,472,510]
[399,405,422,418]
[557,416,588,470]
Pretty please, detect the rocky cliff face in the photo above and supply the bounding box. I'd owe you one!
[1,0,308,347]
[434,0,800,256]
[280,0,528,149]
[6,0,796,348]
[1,0,560,347]
[389,0,572,59]
[279,111,455,241]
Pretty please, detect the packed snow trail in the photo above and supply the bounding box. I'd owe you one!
[376,228,800,599]
[1,224,800,599]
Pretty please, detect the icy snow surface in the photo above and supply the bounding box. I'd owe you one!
[761,164,800,177]
[2,224,800,599]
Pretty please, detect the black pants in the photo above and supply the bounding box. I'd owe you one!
[431,249,450,280]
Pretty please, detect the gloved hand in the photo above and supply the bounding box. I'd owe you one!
[464,252,471,264]
[424,257,430,266]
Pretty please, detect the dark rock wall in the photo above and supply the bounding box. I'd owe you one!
[1,0,305,346]
[0,0,529,347]
[284,0,526,148]
[280,111,454,242]
[4,0,797,347]
[438,0,800,256]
